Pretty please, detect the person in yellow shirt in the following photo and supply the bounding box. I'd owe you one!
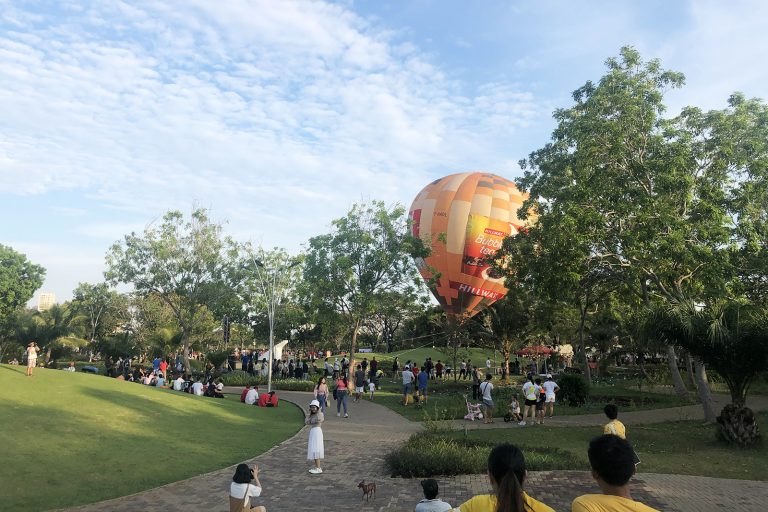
[603,404,626,439]
[571,435,659,512]
[454,443,554,512]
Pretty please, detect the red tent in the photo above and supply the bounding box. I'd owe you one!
[516,345,553,357]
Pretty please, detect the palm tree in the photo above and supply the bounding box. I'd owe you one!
[645,299,766,445]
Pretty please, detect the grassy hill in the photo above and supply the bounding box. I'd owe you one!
[0,364,302,511]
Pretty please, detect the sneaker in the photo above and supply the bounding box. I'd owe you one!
[518,421,527,426]
[344,413,349,418]
[316,468,323,473]
[337,413,341,417]
[308,468,320,474]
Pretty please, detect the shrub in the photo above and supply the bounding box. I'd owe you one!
[218,372,315,391]
[385,430,582,477]
[558,374,590,406]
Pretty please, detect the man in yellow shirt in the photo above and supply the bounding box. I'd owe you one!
[572,435,659,512]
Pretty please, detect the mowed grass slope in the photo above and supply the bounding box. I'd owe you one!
[0,365,302,512]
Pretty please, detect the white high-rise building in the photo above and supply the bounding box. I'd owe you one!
[37,292,56,312]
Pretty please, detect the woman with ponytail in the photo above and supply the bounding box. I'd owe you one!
[454,444,553,512]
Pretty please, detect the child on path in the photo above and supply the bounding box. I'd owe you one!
[306,399,324,474]
[509,395,522,422]
[368,379,376,401]
[603,404,640,465]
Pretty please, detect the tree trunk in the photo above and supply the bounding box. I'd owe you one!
[665,345,689,399]
[348,318,360,371]
[182,329,191,374]
[685,351,696,389]
[694,360,716,423]
[578,308,592,385]
[502,349,510,384]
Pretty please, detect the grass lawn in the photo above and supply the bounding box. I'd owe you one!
[0,364,303,512]
[442,412,768,480]
[370,377,695,422]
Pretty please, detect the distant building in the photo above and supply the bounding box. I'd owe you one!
[37,292,56,312]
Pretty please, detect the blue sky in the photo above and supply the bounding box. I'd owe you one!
[1,0,767,304]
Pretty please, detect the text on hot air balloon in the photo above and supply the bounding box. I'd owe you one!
[475,233,504,255]
[450,281,506,300]
[483,228,507,237]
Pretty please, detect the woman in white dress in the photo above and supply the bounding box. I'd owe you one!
[306,399,324,474]
[25,342,39,377]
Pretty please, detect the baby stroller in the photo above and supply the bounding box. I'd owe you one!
[464,396,483,421]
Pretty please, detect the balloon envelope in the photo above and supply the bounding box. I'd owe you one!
[409,172,533,320]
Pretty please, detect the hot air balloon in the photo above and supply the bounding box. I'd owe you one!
[409,172,534,321]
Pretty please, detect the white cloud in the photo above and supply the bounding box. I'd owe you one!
[0,0,541,218]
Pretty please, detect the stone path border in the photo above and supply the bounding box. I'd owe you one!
[63,389,768,512]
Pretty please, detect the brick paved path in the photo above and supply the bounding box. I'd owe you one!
[64,390,768,512]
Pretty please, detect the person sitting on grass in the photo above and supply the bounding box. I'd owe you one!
[571,435,658,512]
[415,478,452,512]
[214,378,225,398]
[155,374,166,387]
[229,463,265,512]
[173,374,185,391]
[191,378,204,396]
[244,386,259,405]
[454,443,554,512]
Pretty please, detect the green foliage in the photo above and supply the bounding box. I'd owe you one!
[385,430,581,477]
[105,208,239,371]
[205,349,230,370]
[302,201,430,358]
[0,364,302,511]
[645,299,768,407]
[558,374,590,406]
[218,372,315,391]
[0,244,45,335]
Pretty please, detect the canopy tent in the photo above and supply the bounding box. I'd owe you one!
[516,345,553,357]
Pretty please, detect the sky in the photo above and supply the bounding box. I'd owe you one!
[1,0,767,305]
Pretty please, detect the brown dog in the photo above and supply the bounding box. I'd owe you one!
[357,480,376,501]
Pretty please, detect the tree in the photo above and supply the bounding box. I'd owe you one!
[302,201,429,365]
[508,46,745,396]
[646,299,767,444]
[473,289,537,383]
[0,245,45,361]
[71,282,127,361]
[105,209,239,372]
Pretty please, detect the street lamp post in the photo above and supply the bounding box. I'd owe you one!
[247,258,298,393]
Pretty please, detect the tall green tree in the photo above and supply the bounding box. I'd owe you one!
[507,46,738,395]
[0,245,45,361]
[71,282,127,360]
[105,209,239,372]
[302,201,429,364]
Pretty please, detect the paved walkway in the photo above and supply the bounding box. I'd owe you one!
[447,392,768,431]
[63,390,768,512]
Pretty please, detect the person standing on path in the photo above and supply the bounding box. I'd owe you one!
[542,374,560,418]
[25,342,39,376]
[459,359,467,379]
[335,375,349,418]
[306,399,325,474]
[314,376,330,413]
[402,365,415,406]
[520,375,539,426]
[369,356,378,381]
[353,364,366,402]
[480,373,495,424]
[571,435,658,512]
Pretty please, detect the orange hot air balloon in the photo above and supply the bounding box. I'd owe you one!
[409,172,534,321]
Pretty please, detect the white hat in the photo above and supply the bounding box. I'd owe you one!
[546,374,552,378]
[309,399,320,408]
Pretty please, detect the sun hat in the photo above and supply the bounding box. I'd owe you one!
[309,399,320,408]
